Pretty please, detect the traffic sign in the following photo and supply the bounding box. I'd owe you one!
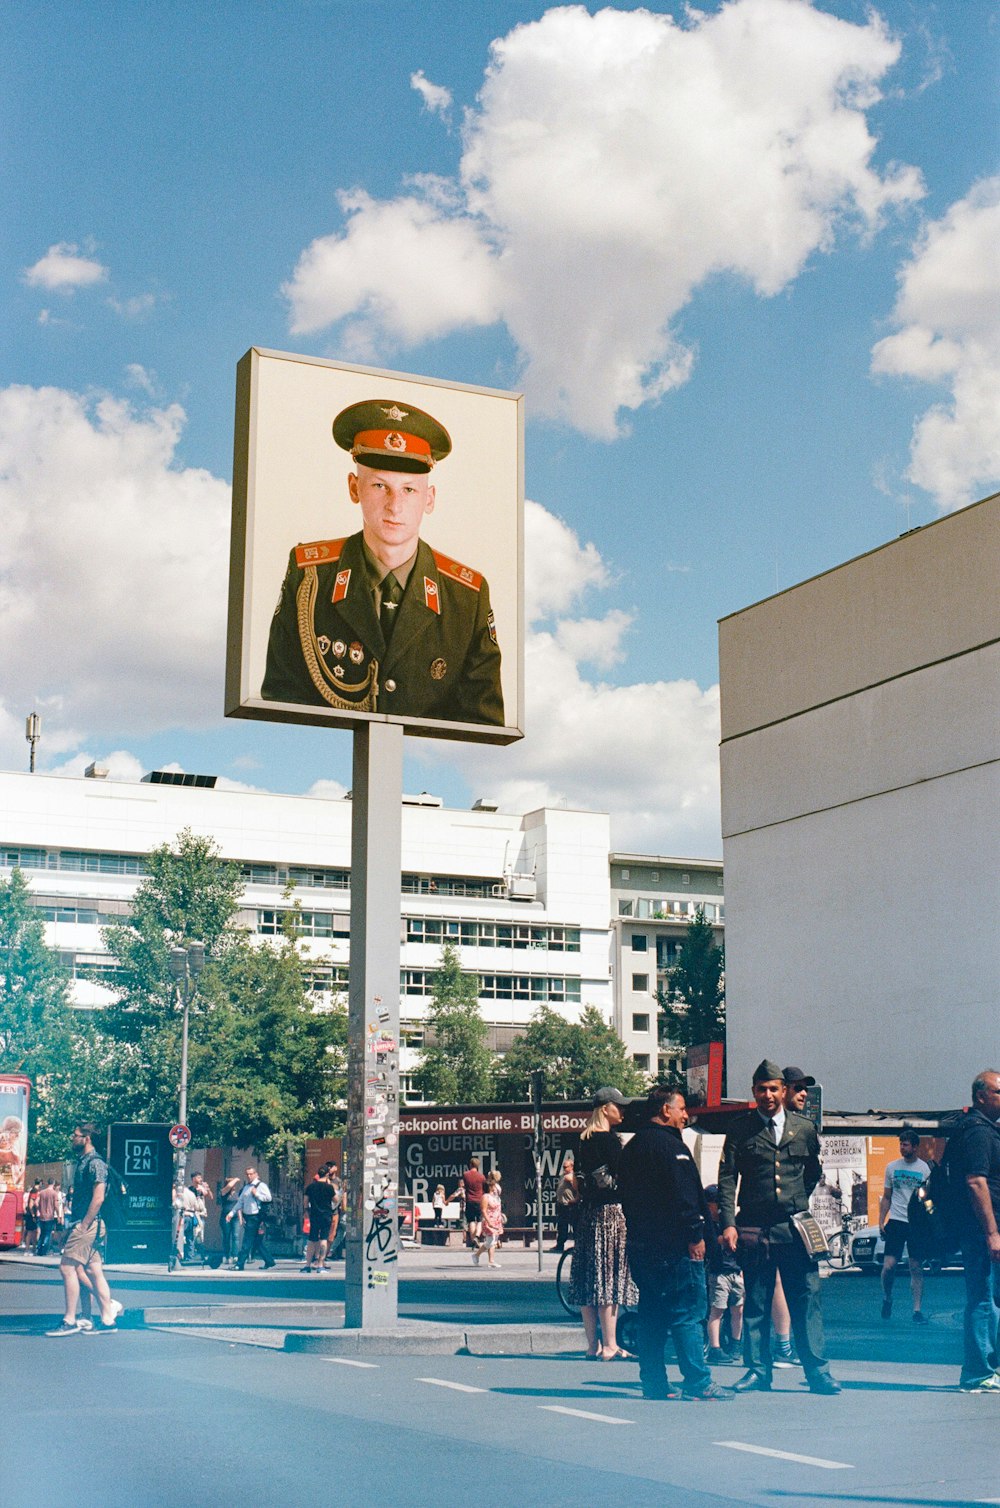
[168,1124,192,1149]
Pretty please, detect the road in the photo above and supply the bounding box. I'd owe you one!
[3,1256,995,1507]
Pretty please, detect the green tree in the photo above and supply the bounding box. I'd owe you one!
[414,942,493,1104]
[657,906,725,1050]
[100,829,348,1149]
[494,1005,647,1102]
[0,868,139,1159]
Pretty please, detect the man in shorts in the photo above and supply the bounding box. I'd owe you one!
[47,1123,122,1336]
[879,1127,931,1322]
[453,1157,486,1247]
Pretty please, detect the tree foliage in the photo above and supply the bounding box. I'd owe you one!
[99,829,348,1151]
[414,942,493,1104]
[494,1005,647,1102]
[657,906,725,1050]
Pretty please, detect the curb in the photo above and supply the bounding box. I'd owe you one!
[284,1323,582,1357]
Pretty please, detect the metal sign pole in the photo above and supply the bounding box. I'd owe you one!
[345,722,404,1329]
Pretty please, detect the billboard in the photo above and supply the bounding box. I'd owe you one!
[226,348,524,745]
[0,1077,29,1198]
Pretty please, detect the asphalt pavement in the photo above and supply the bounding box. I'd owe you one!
[3,1251,996,1507]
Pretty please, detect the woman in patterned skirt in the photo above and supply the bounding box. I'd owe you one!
[569,1087,638,1359]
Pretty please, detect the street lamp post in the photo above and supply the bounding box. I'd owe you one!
[168,941,205,1184]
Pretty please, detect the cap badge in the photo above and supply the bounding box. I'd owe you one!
[349,642,364,665]
[381,405,408,423]
[384,431,407,452]
[430,657,447,680]
[317,635,331,655]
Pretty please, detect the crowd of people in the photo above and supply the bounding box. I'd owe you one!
[561,1063,1000,1399]
[28,1064,1000,1395]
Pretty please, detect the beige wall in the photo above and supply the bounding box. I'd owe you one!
[719,493,1000,1109]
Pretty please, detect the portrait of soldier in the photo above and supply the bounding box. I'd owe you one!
[261,398,504,725]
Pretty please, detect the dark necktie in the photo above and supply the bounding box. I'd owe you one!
[380,572,402,646]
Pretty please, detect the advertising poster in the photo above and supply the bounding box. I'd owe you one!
[226,348,524,745]
[0,1078,29,1197]
[812,1134,868,1236]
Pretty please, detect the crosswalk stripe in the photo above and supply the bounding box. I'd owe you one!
[715,1441,852,1470]
[540,1405,631,1424]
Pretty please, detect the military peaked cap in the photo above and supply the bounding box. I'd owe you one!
[333,398,452,474]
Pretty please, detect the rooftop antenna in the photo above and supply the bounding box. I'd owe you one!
[25,712,41,773]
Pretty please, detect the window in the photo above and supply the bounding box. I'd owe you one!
[630,933,648,952]
[632,1013,650,1034]
[631,973,649,992]
[621,868,630,880]
[633,1054,650,1072]
[682,873,690,885]
[618,899,633,916]
[717,876,723,888]
[651,871,659,881]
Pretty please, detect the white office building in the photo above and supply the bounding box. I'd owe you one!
[1,766,725,1093]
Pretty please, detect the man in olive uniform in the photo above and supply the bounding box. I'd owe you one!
[262,398,504,726]
[718,1059,841,1395]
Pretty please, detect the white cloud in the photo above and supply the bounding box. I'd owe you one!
[0,385,231,759]
[871,176,1000,509]
[410,69,452,119]
[306,778,350,802]
[45,749,147,782]
[108,292,160,320]
[284,0,922,436]
[438,501,722,854]
[23,242,108,293]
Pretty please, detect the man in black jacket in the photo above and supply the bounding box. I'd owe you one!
[619,1087,732,1402]
[718,1059,840,1395]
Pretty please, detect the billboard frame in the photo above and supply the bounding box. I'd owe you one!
[225,347,524,746]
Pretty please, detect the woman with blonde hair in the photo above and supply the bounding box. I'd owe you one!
[568,1088,637,1359]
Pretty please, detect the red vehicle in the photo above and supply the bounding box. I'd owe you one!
[0,1075,31,1248]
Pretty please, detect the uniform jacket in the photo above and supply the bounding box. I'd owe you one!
[618,1122,709,1254]
[717,1109,822,1235]
[262,532,504,726]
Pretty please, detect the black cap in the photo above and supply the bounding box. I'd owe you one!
[782,1066,816,1087]
[332,398,452,473]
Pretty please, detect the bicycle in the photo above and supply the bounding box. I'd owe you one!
[824,1210,858,1269]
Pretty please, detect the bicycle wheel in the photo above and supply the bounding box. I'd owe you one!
[825,1231,851,1269]
[556,1245,581,1316]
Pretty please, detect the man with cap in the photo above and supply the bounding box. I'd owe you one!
[783,1066,816,1119]
[262,398,504,725]
[717,1059,841,1395]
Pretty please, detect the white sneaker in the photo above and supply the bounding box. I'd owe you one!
[472,1249,480,1265]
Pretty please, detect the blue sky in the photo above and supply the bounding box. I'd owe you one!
[3,0,998,856]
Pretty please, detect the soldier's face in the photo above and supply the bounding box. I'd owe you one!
[753,1078,784,1115]
[349,465,435,562]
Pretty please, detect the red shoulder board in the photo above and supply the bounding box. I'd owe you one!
[432,550,482,592]
[295,539,346,568]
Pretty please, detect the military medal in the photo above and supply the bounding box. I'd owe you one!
[317,635,331,655]
[430,658,447,680]
[349,642,364,665]
[333,665,345,680]
[333,639,346,658]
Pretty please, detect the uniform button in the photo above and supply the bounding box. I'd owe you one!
[384,679,397,692]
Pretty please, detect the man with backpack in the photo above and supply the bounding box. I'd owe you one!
[953,1069,1000,1393]
[229,1167,276,1270]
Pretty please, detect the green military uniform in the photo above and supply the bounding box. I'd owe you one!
[262,531,504,726]
[718,1106,834,1386]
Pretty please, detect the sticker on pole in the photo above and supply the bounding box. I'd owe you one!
[168,1124,192,1149]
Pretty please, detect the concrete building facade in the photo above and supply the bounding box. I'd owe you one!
[719,492,1000,1108]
